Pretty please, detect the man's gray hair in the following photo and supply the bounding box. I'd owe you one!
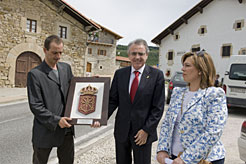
[127,39,149,54]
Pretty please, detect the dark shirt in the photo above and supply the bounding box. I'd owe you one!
[214,79,219,87]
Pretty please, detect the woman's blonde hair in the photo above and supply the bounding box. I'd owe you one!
[181,51,216,89]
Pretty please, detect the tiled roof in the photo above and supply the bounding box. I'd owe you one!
[89,20,123,40]
[49,0,100,31]
[116,56,131,62]
[58,0,122,39]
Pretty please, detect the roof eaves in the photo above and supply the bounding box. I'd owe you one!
[151,0,213,45]
[89,20,123,40]
[101,27,123,40]
[59,0,100,31]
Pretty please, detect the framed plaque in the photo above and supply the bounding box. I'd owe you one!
[64,77,110,125]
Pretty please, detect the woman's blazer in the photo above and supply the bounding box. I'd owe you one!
[157,87,228,164]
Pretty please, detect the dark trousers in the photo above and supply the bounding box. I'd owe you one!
[115,136,152,164]
[171,155,224,164]
[32,134,74,164]
[211,158,225,164]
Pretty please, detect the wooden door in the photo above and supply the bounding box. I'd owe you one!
[86,62,92,72]
[15,51,41,87]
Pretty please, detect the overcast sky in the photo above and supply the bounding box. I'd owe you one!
[64,0,199,46]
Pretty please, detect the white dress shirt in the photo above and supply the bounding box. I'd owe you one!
[128,65,145,93]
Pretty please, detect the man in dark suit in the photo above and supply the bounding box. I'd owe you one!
[214,74,220,87]
[108,39,165,164]
[27,35,74,164]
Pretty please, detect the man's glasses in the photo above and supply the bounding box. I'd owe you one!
[130,52,145,56]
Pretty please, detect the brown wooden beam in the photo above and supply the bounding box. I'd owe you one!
[197,6,203,13]
[168,29,174,35]
[181,17,188,24]
[57,4,66,14]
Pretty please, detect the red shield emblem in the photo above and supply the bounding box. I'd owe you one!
[78,94,97,115]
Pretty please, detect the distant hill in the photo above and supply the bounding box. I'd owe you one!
[116,45,159,66]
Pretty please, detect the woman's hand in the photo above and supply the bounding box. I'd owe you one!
[173,157,185,164]
[157,151,169,164]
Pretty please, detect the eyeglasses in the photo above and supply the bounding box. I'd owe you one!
[196,50,206,57]
[130,52,146,56]
[195,50,209,65]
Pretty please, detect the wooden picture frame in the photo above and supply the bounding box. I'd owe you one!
[64,77,110,125]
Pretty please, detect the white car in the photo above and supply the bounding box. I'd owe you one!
[222,55,246,109]
[238,120,246,163]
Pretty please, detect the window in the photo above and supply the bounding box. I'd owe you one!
[237,22,242,29]
[98,49,106,56]
[242,49,246,55]
[222,45,232,57]
[88,48,92,54]
[59,26,67,39]
[201,28,205,34]
[99,66,103,70]
[168,51,173,60]
[191,44,201,52]
[239,48,246,55]
[192,47,200,52]
[173,32,180,41]
[26,19,37,33]
[173,73,185,82]
[175,35,179,40]
[233,20,244,31]
[167,50,174,66]
[229,64,246,80]
[198,25,207,35]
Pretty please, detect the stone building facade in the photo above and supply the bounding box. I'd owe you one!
[86,24,122,77]
[0,0,99,87]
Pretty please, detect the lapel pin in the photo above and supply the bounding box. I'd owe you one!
[146,76,150,79]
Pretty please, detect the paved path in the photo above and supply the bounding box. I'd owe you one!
[0,88,27,104]
[73,109,245,164]
[1,87,244,164]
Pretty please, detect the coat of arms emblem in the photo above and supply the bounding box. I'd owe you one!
[78,85,98,115]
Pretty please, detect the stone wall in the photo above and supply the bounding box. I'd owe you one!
[98,29,116,45]
[0,0,88,87]
[86,34,118,77]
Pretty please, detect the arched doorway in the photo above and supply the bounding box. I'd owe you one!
[15,51,42,87]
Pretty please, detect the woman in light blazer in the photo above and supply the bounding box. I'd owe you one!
[157,51,227,164]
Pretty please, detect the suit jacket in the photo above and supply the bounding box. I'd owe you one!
[157,87,228,164]
[108,65,165,144]
[27,61,73,148]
